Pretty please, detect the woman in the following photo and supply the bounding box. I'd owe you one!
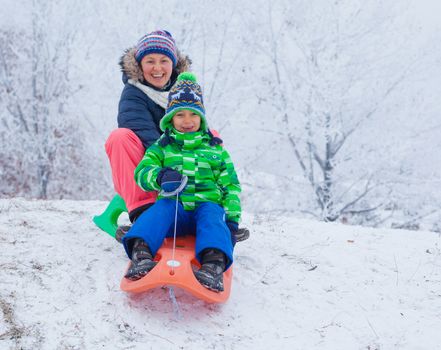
[105,30,191,223]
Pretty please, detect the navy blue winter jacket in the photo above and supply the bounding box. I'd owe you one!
[117,80,166,148]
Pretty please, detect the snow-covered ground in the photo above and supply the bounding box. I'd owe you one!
[0,198,440,349]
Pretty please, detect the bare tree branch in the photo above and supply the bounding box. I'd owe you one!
[338,176,375,215]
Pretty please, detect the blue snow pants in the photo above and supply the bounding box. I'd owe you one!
[122,199,234,269]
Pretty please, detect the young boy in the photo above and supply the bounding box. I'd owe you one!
[121,72,241,292]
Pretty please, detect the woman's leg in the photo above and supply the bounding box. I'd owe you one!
[105,128,157,217]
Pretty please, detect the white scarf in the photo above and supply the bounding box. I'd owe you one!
[127,79,169,109]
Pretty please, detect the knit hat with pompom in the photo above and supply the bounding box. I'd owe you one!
[135,30,177,67]
[160,72,206,132]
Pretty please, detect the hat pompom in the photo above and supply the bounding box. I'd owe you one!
[177,72,197,83]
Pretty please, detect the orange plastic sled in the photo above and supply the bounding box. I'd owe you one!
[120,236,232,303]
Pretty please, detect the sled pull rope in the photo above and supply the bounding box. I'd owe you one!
[171,192,179,275]
[168,191,182,320]
[160,176,188,274]
[169,286,182,320]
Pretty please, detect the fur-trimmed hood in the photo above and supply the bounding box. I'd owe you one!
[119,47,192,85]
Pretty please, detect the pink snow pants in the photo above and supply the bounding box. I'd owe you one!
[105,128,157,213]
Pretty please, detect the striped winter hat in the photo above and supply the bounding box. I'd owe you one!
[160,72,207,132]
[135,30,178,67]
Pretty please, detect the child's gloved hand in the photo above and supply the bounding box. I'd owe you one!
[156,167,185,193]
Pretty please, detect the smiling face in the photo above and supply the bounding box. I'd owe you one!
[172,110,201,133]
[140,53,173,89]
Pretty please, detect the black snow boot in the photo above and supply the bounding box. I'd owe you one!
[235,227,250,242]
[115,225,130,243]
[194,249,226,292]
[124,239,157,281]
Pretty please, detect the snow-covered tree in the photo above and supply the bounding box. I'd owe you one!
[0,1,101,199]
[244,0,431,223]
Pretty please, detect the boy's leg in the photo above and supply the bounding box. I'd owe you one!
[122,199,177,259]
[122,199,191,258]
[194,202,234,269]
[105,128,157,220]
[122,199,192,281]
[192,202,233,292]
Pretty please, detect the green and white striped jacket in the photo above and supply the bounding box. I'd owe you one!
[134,129,241,223]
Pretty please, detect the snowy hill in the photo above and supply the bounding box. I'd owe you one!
[0,198,440,349]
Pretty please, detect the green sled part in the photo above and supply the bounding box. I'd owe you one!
[93,194,127,238]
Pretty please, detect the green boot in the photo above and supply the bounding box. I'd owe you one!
[93,194,127,238]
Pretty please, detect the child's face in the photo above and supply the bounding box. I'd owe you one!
[172,110,201,133]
